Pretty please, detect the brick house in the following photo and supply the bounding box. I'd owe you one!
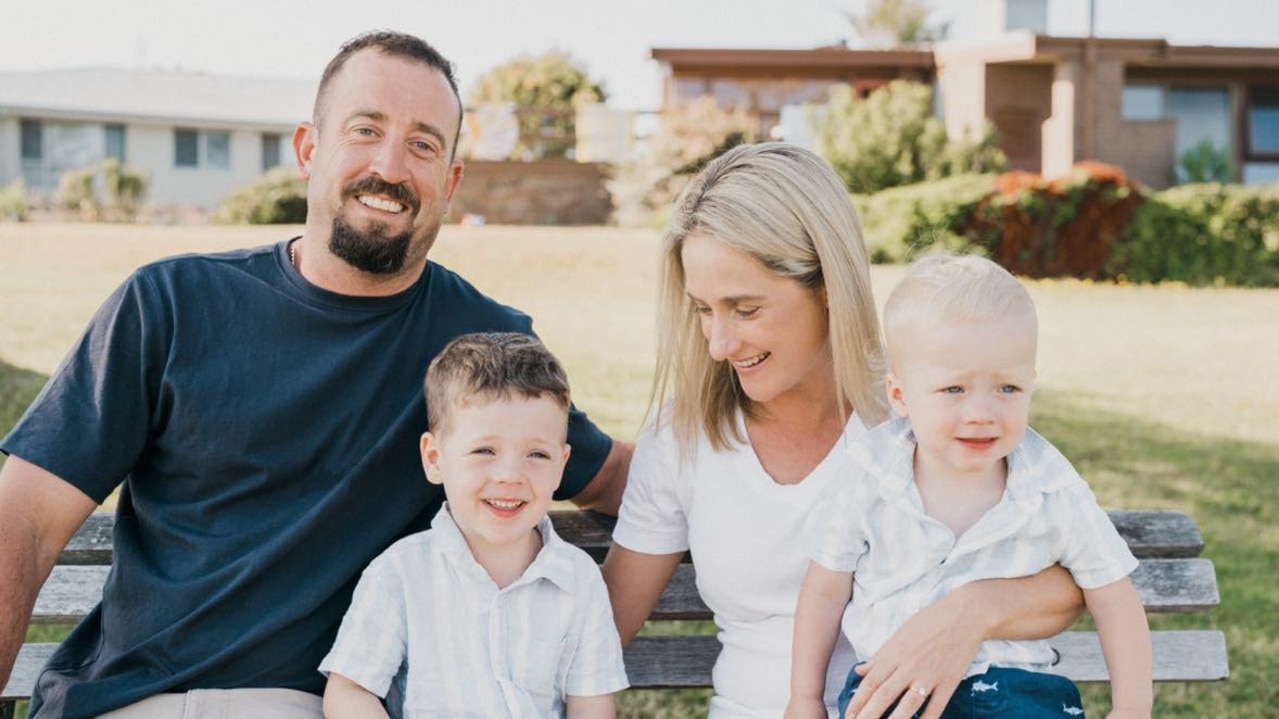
[652,1,1279,188]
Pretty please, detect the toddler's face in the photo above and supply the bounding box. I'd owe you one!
[420,395,570,562]
[887,314,1037,484]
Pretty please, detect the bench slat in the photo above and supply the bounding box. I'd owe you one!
[30,558,1219,626]
[4,630,1229,702]
[620,629,1228,689]
[60,509,1205,565]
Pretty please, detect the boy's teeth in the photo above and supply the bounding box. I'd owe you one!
[358,195,405,213]
[487,499,523,509]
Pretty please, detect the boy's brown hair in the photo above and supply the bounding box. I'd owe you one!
[424,333,571,436]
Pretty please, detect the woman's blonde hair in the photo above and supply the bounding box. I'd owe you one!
[653,142,887,455]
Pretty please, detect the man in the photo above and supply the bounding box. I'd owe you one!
[0,31,629,719]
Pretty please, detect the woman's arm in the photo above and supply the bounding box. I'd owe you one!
[600,544,683,646]
[845,564,1083,719]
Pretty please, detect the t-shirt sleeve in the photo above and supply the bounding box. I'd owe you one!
[1056,484,1139,590]
[806,472,871,573]
[610,417,690,554]
[1,270,166,503]
[318,552,409,697]
[555,403,613,501]
[563,565,630,697]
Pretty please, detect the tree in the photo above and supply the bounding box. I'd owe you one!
[467,51,607,160]
[814,80,1005,193]
[845,0,948,48]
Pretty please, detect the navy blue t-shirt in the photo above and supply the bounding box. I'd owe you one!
[1,240,612,718]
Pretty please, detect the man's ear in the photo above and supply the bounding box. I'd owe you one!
[420,432,444,485]
[293,122,317,179]
[443,159,464,212]
[886,372,910,418]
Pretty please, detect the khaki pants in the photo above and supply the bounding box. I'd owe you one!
[93,689,322,719]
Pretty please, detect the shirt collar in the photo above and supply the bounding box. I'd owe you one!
[431,504,578,592]
[848,418,1083,500]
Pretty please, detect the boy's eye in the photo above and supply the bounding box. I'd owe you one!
[999,384,1022,394]
[470,447,495,456]
[941,386,964,394]
[529,450,552,460]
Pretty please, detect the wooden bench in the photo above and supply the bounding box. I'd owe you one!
[3,509,1229,716]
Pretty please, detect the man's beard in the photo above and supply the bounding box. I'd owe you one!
[328,175,423,275]
[329,214,414,275]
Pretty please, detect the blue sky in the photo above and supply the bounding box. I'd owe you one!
[1,0,1274,110]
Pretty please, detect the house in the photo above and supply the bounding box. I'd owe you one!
[651,0,1279,188]
[0,68,315,208]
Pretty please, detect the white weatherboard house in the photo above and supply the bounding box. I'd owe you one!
[0,68,316,208]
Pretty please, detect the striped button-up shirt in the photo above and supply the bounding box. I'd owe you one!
[809,418,1137,676]
[320,506,628,718]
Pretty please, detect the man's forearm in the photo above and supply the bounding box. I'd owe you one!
[0,514,46,686]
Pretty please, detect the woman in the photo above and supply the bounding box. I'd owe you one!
[602,143,1082,719]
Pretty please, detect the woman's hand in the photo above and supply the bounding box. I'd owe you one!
[842,590,983,719]
[783,697,830,719]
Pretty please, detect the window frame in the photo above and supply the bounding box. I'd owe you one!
[1244,85,1279,162]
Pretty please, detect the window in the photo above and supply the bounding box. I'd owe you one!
[1246,86,1279,158]
[206,131,230,169]
[1121,85,1164,121]
[20,119,43,160]
[175,128,232,169]
[105,124,126,161]
[262,133,282,171]
[175,129,200,167]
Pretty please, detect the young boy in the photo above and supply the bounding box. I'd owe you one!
[786,255,1152,719]
[320,332,629,719]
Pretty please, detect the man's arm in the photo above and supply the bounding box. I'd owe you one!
[568,440,632,516]
[846,565,1084,719]
[0,456,97,687]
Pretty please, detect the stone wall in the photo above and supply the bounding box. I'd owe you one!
[449,159,612,225]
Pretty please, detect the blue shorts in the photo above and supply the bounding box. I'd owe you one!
[837,664,1085,718]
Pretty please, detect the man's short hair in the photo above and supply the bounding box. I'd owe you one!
[424,333,571,436]
[313,30,462,136]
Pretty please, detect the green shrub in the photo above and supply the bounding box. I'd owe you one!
[0,179,28,222]
[815,80,1005,194]
[853,173,995,262]
[54,160,149,221]
[1176,139,1232,184]
[215,166,308,224]
[1110,182,1279,286]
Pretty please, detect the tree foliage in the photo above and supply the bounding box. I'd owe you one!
[814,80,1005,194]
[610,97,757,226]
[846,0,948,48]
[467,51,607,159]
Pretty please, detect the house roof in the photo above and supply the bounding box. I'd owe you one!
[651,46,935,75]
[0,67,317,129]
[936,31,1279,69]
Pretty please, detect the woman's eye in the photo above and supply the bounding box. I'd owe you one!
[735,307,760,319]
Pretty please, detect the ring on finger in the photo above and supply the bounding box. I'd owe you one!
[910,686,930,697]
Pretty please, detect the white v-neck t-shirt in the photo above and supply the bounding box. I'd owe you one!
[613,411,870,719]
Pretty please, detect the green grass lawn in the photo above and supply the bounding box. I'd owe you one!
[2,223,1276,718]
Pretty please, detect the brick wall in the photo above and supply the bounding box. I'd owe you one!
[449,159,613,225]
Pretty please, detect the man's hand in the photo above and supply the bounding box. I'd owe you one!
[569,440,632,516]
